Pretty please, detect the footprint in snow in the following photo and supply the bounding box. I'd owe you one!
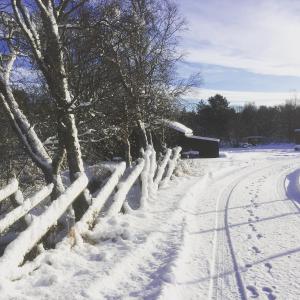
[265,262,272,273]
[247,209,254,216]
[246,285,259,298]
[252,246,261,254]
[262,287,276,300]
[256,233,263,239]
[249,224,257,232]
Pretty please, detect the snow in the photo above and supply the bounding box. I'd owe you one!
[1,145,300,299]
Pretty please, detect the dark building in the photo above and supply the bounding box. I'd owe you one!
[165,121,220,158]
[294,129,300,145]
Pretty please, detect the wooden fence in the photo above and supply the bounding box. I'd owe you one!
[0,146,181,278]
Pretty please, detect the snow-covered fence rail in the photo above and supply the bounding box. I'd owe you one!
[160,146,182,188]
[0,146,181,278]
[153,148,172,191]
[108,158,145,217]
[105,146,182,217]
[0,174,88,277]
[0,178,19,203]
[0,184,54,234]
[140,148,151,208]
[76,162,127,233]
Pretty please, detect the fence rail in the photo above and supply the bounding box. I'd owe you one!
[0,178,19,203]
[0,146,181,279]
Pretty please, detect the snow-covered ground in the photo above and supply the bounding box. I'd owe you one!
[1,145,300,299]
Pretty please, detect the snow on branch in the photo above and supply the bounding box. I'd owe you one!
[0,178,18,203]
[106,159,145,217]
[76,162,126,233]
[0,94,52,172]
[0,174,88,278]
[0,184,54,234]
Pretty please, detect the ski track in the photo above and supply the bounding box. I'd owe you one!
[2,150,300,299]
[160,154,300,300]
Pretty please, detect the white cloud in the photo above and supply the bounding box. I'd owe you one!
[178,0,300,76]
[184,88,298,106]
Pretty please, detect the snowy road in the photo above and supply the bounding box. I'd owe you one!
[2,147,300,300]
[161,150,300,300]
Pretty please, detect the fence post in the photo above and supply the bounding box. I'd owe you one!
[148,146,157,198]
[140,148,151,209]
[160,146,182,188]
[153,148,172,191]
[106,159,145,217]
[76,162,126,233]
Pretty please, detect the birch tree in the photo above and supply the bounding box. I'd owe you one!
[0,1,91,219]
[0,11,64,194]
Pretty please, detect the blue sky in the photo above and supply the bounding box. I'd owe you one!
[175,0,300,106]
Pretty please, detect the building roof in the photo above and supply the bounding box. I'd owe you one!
[163,120,193,136]
[244,136,265,139]
[163,119,220,143]
[187,135,220,143]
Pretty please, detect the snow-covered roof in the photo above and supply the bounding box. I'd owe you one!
[163,119,219,142]
[163,120,193,136]
[187,135,220,143]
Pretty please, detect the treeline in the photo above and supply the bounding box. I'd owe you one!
[179,94,300,145]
